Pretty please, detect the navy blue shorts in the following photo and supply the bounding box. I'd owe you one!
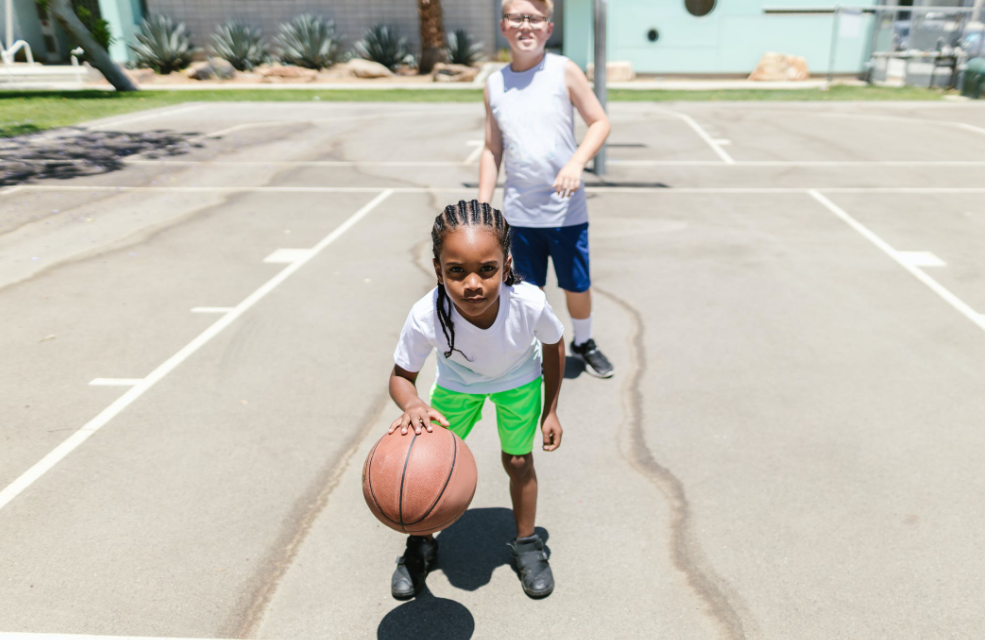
[510,223,591,293]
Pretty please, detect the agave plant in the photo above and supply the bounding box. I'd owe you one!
[446,28,484,66]
[275,14,344,70]
[211,22,268,71]
[355,24,415,71]
[129,14,196,74]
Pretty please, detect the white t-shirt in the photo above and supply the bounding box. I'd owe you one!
[394,282,565,395]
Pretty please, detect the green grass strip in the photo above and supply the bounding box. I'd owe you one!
[0,85,946,138]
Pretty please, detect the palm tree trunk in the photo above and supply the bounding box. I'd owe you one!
[46,0,138,91]
[418,0,447,74]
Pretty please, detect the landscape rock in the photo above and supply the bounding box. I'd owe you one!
[586,61,635,82]
[345,59,395,78]
[748,52,810,81]
[258,64,318,82]
[431,62,479,83]
[185,58,236,81]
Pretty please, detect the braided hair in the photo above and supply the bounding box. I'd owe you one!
[431,199,522,360]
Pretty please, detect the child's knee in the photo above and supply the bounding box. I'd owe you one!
[501,452,534,478]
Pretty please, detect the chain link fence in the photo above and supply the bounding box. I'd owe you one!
[846,4,982,88]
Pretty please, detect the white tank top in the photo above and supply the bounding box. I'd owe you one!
[487,53,588,228]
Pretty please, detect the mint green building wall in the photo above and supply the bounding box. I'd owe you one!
[564,0,876,74]
[98,0,143,62]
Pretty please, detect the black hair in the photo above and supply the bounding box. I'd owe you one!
[431,199,522,360]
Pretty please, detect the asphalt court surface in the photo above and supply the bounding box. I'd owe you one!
[2,101,985,639]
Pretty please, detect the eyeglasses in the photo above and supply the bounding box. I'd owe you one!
[502,13,551,29]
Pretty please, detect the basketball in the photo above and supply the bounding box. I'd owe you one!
[362,427,478,536]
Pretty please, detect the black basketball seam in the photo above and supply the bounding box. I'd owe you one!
[398,433,418,533]
[405,431,458,526]
[367,438,402,526]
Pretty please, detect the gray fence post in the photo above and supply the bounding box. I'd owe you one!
[593,0,607,176]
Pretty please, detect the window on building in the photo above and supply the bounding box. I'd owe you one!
[685,0,716,17]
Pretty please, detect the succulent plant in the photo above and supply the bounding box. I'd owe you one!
[355,24,415,71]
[129,14,196,74]
[211,22,269,71]
[446,28,484,66]
[275,14,344,70]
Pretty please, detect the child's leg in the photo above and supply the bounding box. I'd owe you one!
[489,378,542,538]
[501,451,537,538]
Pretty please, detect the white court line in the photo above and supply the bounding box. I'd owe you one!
[0,185,23,196]
[263,248,314,263]
[0,190,393,514]
[190,307,234,314]
[896,251,946,268]
[0,635,228,640]
[463,140,485,165]
[13,184,985,196]
[89,379,142,387]
[607,160,985,167]
[809,190,985,335]
[957,123,985,137]
[657,108,735,164]
[123,159,473,167]
[87,104,205,131]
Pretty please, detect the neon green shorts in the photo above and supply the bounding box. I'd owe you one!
[430,377,542,456]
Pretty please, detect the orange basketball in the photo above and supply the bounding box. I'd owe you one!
[362,427,477,536]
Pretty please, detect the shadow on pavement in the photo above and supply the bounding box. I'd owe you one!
[377,586,475,640]
[0,128,203,186]
[434,507,549,591]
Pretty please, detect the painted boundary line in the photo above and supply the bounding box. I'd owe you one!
[0,635,239,640]
[0,190,393,514]
[809,190,985,334]
[87,104,206,131]
[9,185,985,196]
[657,108,735,164]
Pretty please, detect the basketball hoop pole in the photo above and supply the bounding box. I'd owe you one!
[593,0,607,176]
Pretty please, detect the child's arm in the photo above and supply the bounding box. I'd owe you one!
[554,60,612,198]
[540,339,565,452]
[478,84,504,204]
[388,365,449,436]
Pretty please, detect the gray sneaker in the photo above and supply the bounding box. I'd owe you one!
[570,339,614,378]
[391,535,437,600]
[508,534,554,598]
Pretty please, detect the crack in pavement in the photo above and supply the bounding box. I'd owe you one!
[595,285,753,640]
[229,391,391,639]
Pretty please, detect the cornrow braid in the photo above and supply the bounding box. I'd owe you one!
[431,199,522,360]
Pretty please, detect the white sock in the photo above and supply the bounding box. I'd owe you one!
[572,314,592,347]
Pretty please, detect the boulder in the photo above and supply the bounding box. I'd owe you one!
[185,61,213,80]
[209,57,236,80]
[431,62,479,83]
[258,64,318,82]
[586,61,635,82]
[748,53,810,81]
[345,59,395,78]
[184,58,236,81]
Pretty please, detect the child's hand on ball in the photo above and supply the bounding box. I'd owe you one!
[553,161,583,199]
[389,401,449,436]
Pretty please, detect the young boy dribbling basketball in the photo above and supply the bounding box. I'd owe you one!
[387,200,564,599]
[480,0,614,378]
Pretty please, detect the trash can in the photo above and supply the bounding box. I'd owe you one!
[962,58,985,99]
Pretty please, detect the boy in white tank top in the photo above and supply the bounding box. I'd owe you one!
[479,0,614,379]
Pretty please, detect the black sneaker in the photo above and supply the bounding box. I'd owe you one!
[570,338,614,378]
[391,535,438,600]
[508,534,554,598]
